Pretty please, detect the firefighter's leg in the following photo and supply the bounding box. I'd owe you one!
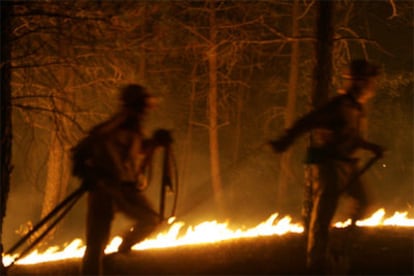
[117,191,160,253]
[331,162,368,274]
[82,184,114,275]
[306,163,340,274]
[341,171,370,268]
[117,216,159,253]
[347,177,370,226]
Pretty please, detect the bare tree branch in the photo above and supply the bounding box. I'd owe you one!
[387,0,398,19]
[13,104,86,134]
[11,10,106,22]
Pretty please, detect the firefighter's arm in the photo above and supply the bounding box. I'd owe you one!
[142,129,173,153]
[358,138,385,158]
[104,139,130,181]
[152,129,173,147]
[270,103,337,153]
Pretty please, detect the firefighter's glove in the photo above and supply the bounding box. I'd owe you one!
[81,179,94,191]
[81,181,91,190]
[152,129,173,147]
[371,144,385,159]
[269,135,291,153]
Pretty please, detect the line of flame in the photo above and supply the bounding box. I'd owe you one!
[3,208,413,266]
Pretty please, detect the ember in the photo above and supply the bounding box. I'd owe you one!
[3,208,413,267]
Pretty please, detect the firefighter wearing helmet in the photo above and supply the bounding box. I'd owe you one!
[269,59,384,273]
[120,84,159,113]
[71,84,172,275]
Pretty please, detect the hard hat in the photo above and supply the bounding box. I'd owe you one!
[120,84,156,112]
[343,59,381,80]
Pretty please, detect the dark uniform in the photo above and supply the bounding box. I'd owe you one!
[270,60,383,273]
[71,84,170,275]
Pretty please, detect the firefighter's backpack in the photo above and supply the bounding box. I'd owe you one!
[71,134,96,178]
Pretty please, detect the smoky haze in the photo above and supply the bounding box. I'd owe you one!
[3,1,413,251]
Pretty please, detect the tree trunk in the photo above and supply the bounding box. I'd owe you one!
[232,92,243,163]
[277,0,300,212]
[1,1,13,274]
[40,15,72,240]
[41,132,71,220]
[207,1,223,210]
[302,0,335,235]
[178,65,198,214]
[138,3,148,84]
[312,1,334,107]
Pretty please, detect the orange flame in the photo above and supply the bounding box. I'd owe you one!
[3,208,413,267]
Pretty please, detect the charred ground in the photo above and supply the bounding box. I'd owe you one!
[7,227,414,275]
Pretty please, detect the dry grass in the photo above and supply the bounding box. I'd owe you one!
[8,227,413,275]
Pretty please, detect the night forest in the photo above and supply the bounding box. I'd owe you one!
[1,0,413,265]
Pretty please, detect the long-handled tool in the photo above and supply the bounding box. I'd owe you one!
[5,185,86,268]
[348,155,381,185]
[303,154,381,235]
[330,154,382,273]
[159,143,179,221]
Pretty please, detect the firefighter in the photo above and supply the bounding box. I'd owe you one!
[269,59,384,273]
[71,84,172,275]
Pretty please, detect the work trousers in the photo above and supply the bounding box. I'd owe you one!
[81,178,160,275]
[302,160,369,274]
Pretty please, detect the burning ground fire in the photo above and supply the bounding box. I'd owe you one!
[3,208,414,267]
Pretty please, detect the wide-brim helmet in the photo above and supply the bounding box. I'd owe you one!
[343,59,381,80]
[120,84,158,112]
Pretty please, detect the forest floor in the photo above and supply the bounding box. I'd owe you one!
[7,227,413,275]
